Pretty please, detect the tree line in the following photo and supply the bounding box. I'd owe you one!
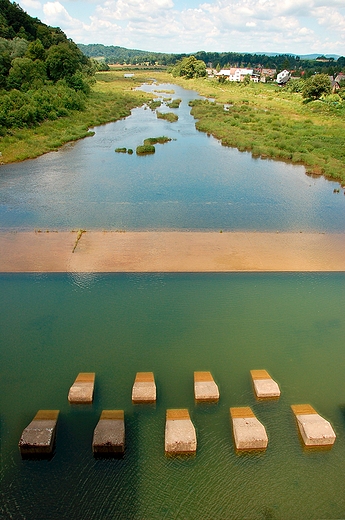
[78,43,345,77]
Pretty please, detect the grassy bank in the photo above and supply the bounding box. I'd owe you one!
[162,74,345,185]
[0,72,152,164]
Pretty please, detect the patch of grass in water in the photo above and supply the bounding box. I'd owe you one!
[157,112,178,123]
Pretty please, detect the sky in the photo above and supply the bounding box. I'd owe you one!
[18,0,345,56]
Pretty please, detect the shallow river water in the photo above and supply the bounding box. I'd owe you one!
[0,82,345,519]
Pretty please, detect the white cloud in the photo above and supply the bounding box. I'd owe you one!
[18,0,345,54]
[20,0,42,9]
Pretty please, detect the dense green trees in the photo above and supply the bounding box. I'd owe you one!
[302,74,332,99]
[0,0,94,133]
[172,56,206,79]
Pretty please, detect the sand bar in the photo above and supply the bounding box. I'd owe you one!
[0,231,345,272]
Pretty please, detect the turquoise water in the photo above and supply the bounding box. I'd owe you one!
[1,273,345,519]
[1,82,345,519]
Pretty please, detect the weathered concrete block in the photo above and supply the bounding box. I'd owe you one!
[251,370,280,399]
[132,372,156,403]
[291,404,336,447]
[194,371,219,402]
[68,372,95,403]
[230,407,268,451]
[18,410,59,457]
[92,410,125,456]
[165,409,197,455]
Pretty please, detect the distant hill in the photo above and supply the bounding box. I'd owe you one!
[77,44,344,72]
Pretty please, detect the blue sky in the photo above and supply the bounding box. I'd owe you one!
[18,0,345,55]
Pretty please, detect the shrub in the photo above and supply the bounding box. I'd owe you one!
[136,144,155,155]
[156,112,178,122]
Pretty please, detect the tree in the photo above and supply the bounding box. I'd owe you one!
[302,73,331,99]
[243,74,251,85]
[46,43,82,81]
[7,56,46,90]
[26,39,45,61]
[173,55,206,79]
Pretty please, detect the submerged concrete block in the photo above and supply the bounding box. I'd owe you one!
[92,410,125,456]
[132,372,156,403]
[291,404,336,447]
[194,371,219,402]
[165,409,197,455]
[18,410,59,457]
[68,372,95,403]
[250,369,280,399]
[230,407,268,451]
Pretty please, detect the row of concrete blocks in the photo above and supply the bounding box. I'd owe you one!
[66,369,281,406]
[18,370,336,457]
[17,403,337,459]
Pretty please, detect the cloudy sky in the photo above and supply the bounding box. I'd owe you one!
[18,0,345,55]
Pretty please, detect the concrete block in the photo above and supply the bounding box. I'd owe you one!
[92,410,125,456]
[68,372,95,403]
[291,404,336,447]
[132,372,156,403]
[251,370,280,398]
[18,410,59,457]
[165,409,197,455]
[194,371,219,402]
[230,407,268,451]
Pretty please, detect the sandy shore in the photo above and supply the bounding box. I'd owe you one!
[0,230,344,272]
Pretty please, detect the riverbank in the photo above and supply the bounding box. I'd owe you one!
[0,73,152,164]
[1,231,344,272]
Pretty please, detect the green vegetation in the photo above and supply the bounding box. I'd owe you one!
[147,99,161,110]
[302,74,332,100]
[167,98,182,108]
[136,144,155,155]
[182,76,345,183]
[157,111,178,122]
[0,70,152,162]
[171,56,206,79]
[115,147,134,154]
[144,136,171,145]
[78,44,345,79]
[136,135,172,155]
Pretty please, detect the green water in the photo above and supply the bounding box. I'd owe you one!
[1,272,345,519]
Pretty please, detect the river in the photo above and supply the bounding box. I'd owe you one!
[0,81,345,519]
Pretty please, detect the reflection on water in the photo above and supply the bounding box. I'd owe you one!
[0,82,344,231]
[1,273,345,519]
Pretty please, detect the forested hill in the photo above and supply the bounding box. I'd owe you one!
[0,0,95,133]
[77,43,181,66]
[78,43,345,75]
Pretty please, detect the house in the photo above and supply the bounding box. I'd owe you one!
[216,68,254,82]
[276,69,291,85]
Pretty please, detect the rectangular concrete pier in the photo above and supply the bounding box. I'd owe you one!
[230,407,268,451]
[194,371,219,402]
[92,410,125,456]
[165,409,197,455]
[68,372,95,403]
[291,404,336,447]
[132,372,156,403]
[250,370,281,399]
[18,410,59,457]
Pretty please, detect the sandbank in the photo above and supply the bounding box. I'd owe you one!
[0,230,344,273]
